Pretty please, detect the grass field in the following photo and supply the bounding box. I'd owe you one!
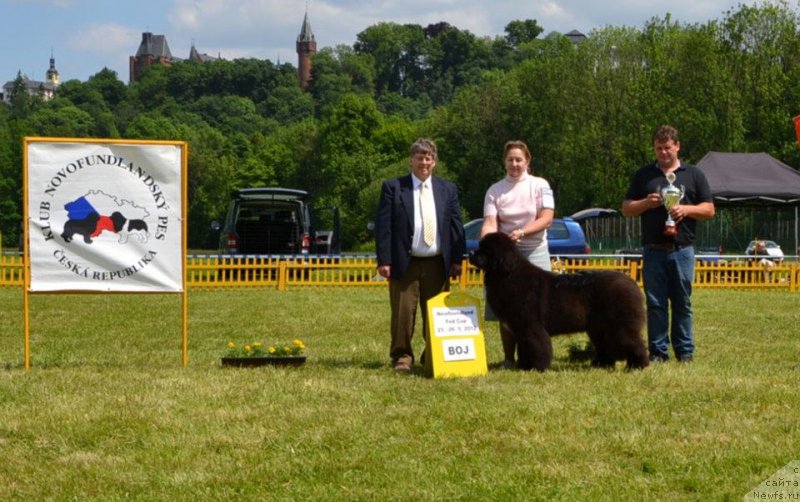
[0,287,798,500]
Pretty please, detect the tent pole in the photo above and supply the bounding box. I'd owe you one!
[794,206,800,255]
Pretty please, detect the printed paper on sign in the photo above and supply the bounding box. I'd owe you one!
[26,141,184,292]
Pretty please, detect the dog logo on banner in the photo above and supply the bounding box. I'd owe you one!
[61,190,151,245]
[28,142,182,292]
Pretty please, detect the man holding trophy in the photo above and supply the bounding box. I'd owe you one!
[622,125,715,363]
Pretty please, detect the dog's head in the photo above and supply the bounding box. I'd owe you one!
[469,232,518,275]
[110,211,128,232]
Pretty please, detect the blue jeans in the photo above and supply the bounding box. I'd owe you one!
[642,246,695,359]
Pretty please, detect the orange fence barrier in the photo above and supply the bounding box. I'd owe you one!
[2,254,797,291]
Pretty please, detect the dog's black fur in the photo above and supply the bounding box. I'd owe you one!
[61,212,100,243]
[109,211,127,232]
[127,219,148,233]
[469,232,648,371]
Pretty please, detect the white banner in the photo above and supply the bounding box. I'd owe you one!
[26,140,184,292]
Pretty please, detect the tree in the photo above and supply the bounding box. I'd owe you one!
[422,23,494,105]
[129,64,175,111]
[308,48,357,113]
[189,95,269,136]
[260,72,315,124]
[721,2,800,155]
[354,23,426,96]
[432,74,525,218]
[26,100,96,137]
[0,110,20,246]
[55,80,120,137]
[8,72,36,119]
[86,67,128,107]
[504,19,544,48]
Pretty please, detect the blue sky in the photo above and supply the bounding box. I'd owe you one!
[2,0,753,85]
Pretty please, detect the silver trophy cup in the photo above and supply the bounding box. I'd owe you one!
[660,172,685,236]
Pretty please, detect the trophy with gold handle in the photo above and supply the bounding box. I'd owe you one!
[660,172,685,236]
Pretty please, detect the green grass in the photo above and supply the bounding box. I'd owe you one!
[1,287,798,500]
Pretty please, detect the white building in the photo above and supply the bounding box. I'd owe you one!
[2,53,60,104]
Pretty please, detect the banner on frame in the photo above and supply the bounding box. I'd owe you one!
[794,115,800,148]
[26,140,184,292]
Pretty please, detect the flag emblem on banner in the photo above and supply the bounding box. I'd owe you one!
[61,190,151,245]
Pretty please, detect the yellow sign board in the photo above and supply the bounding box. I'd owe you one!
[424,291,488,378]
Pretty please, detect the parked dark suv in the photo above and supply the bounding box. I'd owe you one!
[215,188,340,256]
[464,217,590,256]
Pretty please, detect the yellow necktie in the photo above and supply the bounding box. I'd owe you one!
[421,182,435,246]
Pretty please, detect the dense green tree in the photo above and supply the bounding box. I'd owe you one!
[262,119,319,190]
[3,6,800,250]
[432,75,525,219]
[0,110,20,247]
[422,22,495,104]
[188,95,269,135]
[504,19,544,48]
[354,23,426,96]
[129,64,175,111]
[7,72,37,120]
[260,72,315,124]
[86,68,128,107]
[26,99,96,137]
[721,1,800,156]
[125,112,235,247]
[311,94,394,246]
[308,48,357,113]
[55,80,120,137]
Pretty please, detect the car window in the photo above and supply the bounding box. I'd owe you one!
[547,220,569,240]
[464,220,482,240]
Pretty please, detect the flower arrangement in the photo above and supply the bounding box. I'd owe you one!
[225,339,305,358]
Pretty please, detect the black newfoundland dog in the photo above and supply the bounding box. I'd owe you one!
[469,232,648,371]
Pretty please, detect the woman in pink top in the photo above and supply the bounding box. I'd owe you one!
[480,140,555,368]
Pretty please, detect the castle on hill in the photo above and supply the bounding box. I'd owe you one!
[1,11,316,103]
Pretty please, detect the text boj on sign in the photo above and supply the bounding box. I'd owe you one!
[424,291,488,379]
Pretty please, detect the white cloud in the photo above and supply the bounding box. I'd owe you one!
[169,0,299,36]
[68,22,139,55]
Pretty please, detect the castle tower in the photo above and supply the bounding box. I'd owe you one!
[296,10,317,90]
[129,32,173,83]
[46,49,60,86]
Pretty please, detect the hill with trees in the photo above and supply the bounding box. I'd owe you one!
[1,3,799,250]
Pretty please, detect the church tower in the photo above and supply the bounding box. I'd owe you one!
[296,10,316,90]
[46,50,60,86]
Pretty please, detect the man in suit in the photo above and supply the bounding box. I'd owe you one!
[375,138,466,372]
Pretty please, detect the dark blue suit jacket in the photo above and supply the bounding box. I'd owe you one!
[375,174,465,278]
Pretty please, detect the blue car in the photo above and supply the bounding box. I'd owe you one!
[464,217,590,256]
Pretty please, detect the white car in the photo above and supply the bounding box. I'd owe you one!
[745,240,784,262]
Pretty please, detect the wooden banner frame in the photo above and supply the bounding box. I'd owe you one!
[22,137,189,369]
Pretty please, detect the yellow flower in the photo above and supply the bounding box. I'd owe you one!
[293,339,305,349]
[244,345,252,353]
[268,346,277,355]
[227,341,236,349]
[253,342,262,348]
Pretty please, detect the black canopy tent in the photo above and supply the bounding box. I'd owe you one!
[696,152,800,254]
[696,152,800,204]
